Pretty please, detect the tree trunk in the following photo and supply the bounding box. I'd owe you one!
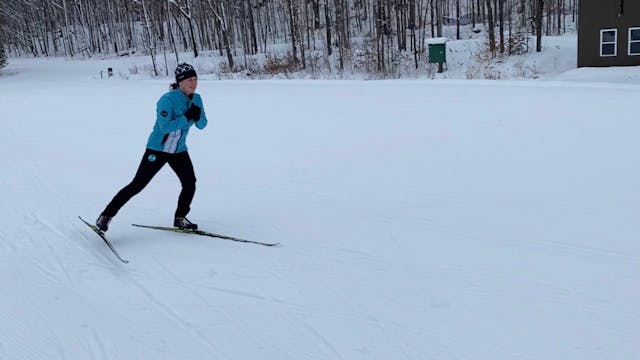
[247,0,259,54]
[167,0,179,64]
[287,0,299,63]
[324,0,332,56]
[334,0,347,71]
[456,0,460,40]
[436,0,442,37]
[498,0,504,53]
[535,0,543,52]
[486,0,496,54]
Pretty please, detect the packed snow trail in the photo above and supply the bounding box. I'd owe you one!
[0,58,639,359]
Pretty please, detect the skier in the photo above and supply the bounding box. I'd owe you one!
[96,63,208,232]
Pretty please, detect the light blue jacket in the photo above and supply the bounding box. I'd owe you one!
[146,88,208,153]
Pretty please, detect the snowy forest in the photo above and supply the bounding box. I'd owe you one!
[0,0,576,77]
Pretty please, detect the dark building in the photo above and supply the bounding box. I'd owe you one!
[578,0,640,67]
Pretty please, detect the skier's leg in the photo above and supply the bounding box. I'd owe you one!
[168,151,196,218]
[102,149,166,217]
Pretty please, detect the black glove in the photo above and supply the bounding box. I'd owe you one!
[184,104,201,121]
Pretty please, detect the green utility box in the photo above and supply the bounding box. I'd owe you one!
[428,43,446,63]
[427,37,447,64]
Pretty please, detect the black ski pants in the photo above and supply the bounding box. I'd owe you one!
[102,149,196,218]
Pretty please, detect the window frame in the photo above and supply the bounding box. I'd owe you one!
[628,27,640,56]
[600,28,618,57]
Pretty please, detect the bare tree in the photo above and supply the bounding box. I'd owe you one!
[205,0,233,69]
[456,0,460,40]
[535,0,543,52]
[334,0,350,72]
[486,0,496,54]
[0,10,6,69]
[287,0,299,63]
[324,0,332,56]
[498,0,504,53]
[133,0,159,75]
[375,0,386,74]
[170,0,198,57]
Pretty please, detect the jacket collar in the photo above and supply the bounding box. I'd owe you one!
[173,88,194,100]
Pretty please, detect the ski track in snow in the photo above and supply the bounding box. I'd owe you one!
[124,275,230,359]
[300,321,346,360]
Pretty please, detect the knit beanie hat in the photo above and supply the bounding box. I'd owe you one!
[175,63,197,83]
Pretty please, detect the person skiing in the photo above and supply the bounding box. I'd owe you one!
[96,63,207,232]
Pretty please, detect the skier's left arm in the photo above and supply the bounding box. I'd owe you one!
[194,94,208,130]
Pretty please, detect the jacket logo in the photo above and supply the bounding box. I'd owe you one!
[161,110,168,117]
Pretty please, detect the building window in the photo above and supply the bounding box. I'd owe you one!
[629,27,640,56]
[600,29,617,57]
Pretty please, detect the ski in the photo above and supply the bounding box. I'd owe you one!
[78,216,129,263]
[131,223,279,247]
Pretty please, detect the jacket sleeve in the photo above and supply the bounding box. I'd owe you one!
[156,96,190,133]
[194,94,208,130]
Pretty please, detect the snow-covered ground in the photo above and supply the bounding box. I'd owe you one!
[1,34,639,359]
